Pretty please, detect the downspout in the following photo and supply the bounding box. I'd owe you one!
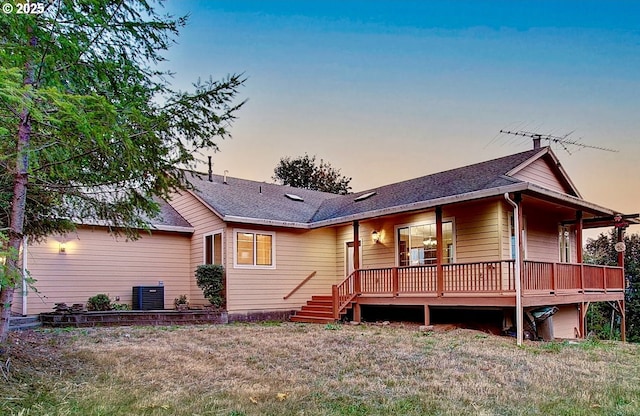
[22,236,27,316]
[504,193,523,346]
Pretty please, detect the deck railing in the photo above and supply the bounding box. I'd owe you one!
[332,260,624,318]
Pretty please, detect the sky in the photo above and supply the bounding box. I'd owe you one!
[160,1,639,232]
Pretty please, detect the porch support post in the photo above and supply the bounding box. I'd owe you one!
[424,305,430,326]
[576,211,584,291]
[436,206,444,296]
[353,220,361,294]
[617,227,625,269]
[575,211,583,263]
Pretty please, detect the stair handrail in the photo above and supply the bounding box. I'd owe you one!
[283,271,317,300]
[332,270,359,319]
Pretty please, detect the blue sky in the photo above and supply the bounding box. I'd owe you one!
[161,1,639,222]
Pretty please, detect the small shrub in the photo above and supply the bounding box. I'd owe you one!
[87,294,112,311]
[195,264,225,308]
[112,303,131,311]
[174,294,189,310]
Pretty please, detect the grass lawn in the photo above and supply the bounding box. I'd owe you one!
[1,322,639,415]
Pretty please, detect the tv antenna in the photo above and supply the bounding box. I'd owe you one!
[499,130,618,155]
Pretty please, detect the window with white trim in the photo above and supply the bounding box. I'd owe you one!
[559,226,571,263]
[234,230,275,268]
[204,231,223,265]
[397,221,454,266]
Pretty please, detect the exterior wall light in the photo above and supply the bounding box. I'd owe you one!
[59,242,67,254]
[372,231,380,244]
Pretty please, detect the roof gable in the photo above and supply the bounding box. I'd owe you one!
[505,148,581,197]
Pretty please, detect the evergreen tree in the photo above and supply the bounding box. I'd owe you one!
[0,0,245,340]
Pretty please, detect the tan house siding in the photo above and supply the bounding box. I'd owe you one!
[446,200,501,263]
[524,207,566,262]
[225,226,338,314]
[552,305,580,339]
[169,191,226,303]
[512,158,569,194]
[20,227,191,315]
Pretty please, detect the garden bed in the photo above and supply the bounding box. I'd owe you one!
[40,309,228,328]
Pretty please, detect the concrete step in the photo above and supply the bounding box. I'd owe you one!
[9,315,42,331]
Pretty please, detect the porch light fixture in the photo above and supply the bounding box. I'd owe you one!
[59,242,67,254]
[372,231,380,244]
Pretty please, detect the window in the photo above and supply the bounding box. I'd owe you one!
[397,221,453,266]
[559,226,571,263]
[234,230,275,268]
[204,231,223,265]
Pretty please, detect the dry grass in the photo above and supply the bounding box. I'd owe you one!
[1,322,639,415]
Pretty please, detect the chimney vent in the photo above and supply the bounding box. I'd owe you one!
[223,170,228,184]
[208,156,213,182]
[533,137,541,149]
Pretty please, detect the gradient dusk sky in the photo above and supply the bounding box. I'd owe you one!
[161,0,639,224]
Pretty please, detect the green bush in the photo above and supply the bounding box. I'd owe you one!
[195,264,225,308]
[87,293,112,311]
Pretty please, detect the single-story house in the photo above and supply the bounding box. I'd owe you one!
[15,142,637,340]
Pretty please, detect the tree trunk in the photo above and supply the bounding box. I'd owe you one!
[0,105,31,342]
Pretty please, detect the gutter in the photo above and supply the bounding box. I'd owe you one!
[504,193,523,347]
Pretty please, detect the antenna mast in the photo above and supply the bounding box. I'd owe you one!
[499,130,618,154]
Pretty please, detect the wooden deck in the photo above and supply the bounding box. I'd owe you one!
[331,260,625,318]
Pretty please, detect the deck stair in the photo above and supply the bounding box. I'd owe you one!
[290,295,353,324]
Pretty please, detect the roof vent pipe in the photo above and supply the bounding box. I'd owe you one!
[533,137,541,149]
[208,156,213,182]
[223,170,228,184]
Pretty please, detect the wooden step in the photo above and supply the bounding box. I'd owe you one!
[294,310,335,319]
[290,315,336,324]
[290,293,355,324]
[304,304,331,311]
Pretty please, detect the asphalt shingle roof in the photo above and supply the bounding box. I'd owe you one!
[188,148,545,225]
[185,172,340,224]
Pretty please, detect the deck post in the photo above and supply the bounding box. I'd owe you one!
[424,305,430,326]
[436,206,444,296]
[332,285,339,319]
[580,301,590,339]
[353,303,361,323]
[619,299,626,342]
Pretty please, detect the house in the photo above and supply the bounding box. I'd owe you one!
[16,143,637,341]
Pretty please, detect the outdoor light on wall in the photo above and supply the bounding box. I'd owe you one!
[59,242,67,254]
[372,231,380,244]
